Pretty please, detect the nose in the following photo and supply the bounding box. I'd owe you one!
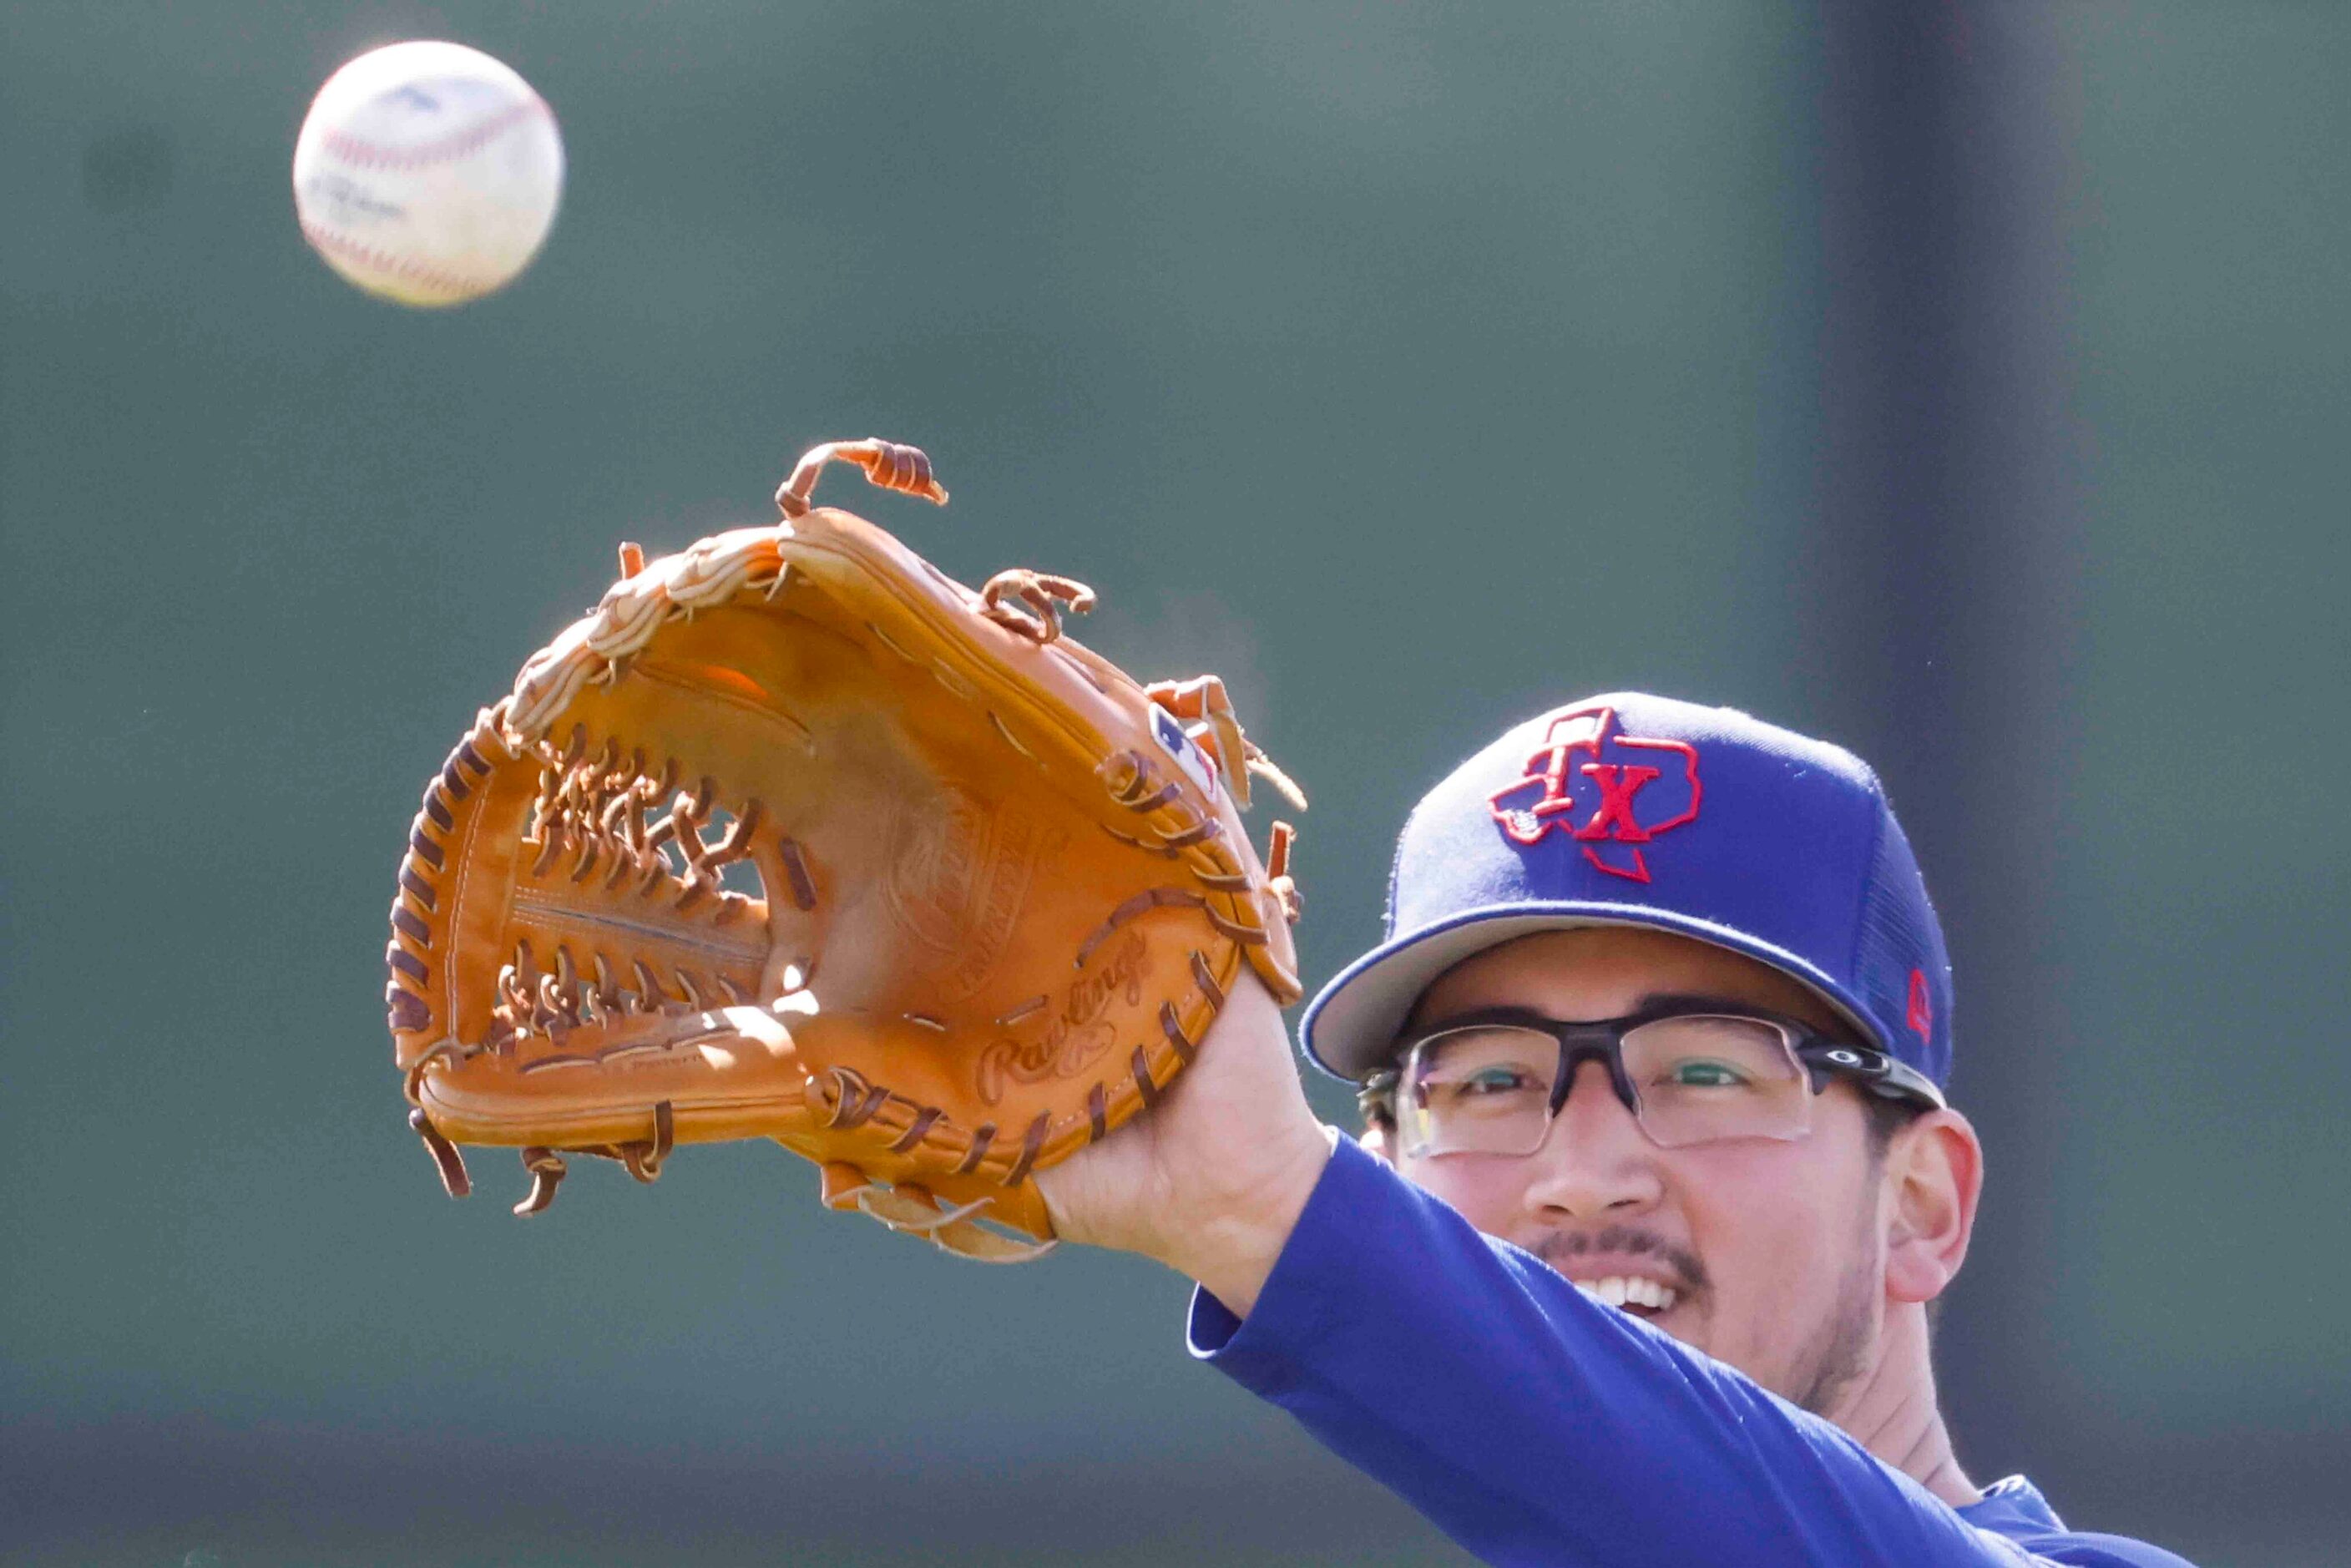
[1519,1060,1665,1220]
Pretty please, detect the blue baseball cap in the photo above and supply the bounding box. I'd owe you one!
[1300,693,1954,1092]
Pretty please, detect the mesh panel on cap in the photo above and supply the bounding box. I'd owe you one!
[1851,802,1949,1085]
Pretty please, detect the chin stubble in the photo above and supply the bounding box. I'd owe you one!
[1534,1211,1879,1420]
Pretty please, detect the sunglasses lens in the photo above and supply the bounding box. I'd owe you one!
[1396,1025,1560,1158]
[1621,1015,1811,1146]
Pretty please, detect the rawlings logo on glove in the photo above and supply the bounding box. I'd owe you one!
[384,440,1302,1260]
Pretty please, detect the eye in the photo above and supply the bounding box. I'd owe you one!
[1452,1065,1535,1098]
[1422,1064,1546,1109]
[1656,1057,1753,1090]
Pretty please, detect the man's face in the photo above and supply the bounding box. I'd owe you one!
[1390,927,1893,1414]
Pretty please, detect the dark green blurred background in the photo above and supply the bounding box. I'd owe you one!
[4,3,2345,1565]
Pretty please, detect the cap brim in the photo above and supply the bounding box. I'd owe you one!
[1298,903,1886,1081]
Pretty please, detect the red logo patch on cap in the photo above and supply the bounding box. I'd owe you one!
[1488,706,1702,883]
[1906,968,1934,1044]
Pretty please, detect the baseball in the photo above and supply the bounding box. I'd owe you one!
[291,41,564,308]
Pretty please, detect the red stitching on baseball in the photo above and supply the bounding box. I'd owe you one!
[320,97,553,173]
[300,220,503,299]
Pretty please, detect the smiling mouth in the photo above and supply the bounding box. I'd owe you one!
[1567,1275,1678,1319]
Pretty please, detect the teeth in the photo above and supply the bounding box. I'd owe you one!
[1629,1278,1674,1310]
[1572,1276,1680,1314]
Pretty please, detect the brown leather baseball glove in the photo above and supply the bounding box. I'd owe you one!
[385,440,1303,1260]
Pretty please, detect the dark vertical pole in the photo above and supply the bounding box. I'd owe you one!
[1807,1,2082,1478]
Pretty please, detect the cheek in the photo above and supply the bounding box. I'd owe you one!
[1398,1155,1527,1235]
[1677,1148,1868,1335]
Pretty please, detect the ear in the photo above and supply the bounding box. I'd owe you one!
[1883,1108,1983,1305]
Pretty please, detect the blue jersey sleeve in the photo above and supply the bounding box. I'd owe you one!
[1189,1135,2192,1568]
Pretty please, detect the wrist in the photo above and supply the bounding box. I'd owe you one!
[1168,1116,1337,1317]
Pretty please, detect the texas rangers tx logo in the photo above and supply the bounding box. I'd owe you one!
[1488,706,1703,883]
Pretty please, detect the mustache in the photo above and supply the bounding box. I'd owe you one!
[1531,1225,1709,1296]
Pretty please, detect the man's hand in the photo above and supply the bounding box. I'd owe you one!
[1036,971,1334,1315]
